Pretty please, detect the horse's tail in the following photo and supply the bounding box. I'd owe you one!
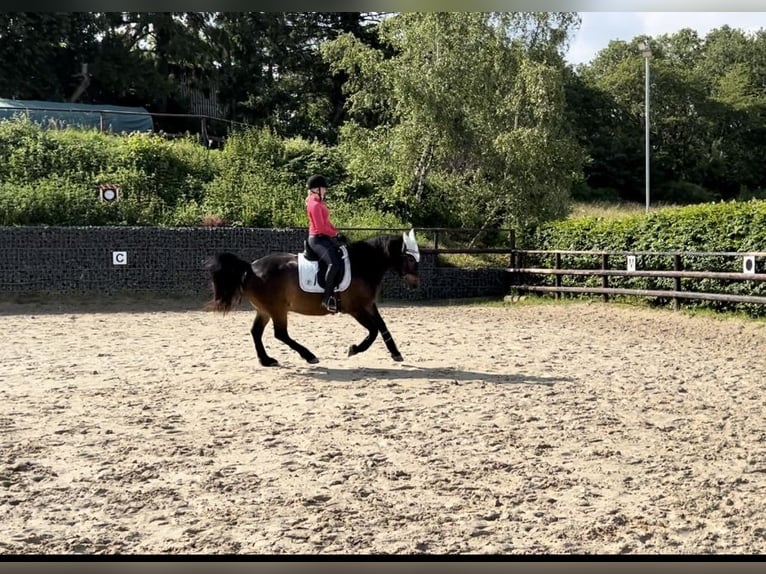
[206,252,253,314]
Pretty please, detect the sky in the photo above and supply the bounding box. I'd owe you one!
[566,12,766,65]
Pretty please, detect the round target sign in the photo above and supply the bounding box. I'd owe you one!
[99,184,121,203]
[743,255,756,275]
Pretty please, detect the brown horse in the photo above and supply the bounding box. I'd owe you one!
[207,230,421,366]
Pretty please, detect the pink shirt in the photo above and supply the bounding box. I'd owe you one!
[306,195,338,236]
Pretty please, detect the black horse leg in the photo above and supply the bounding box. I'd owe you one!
[371,304,403,362]
[272,316,319,364]
[347,309,378,357]
[251,311,278,367]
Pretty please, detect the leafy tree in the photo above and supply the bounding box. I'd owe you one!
[571,25,766,204]
[206,12,382,142]
[321,12,584,234]
[0,12,379,144]
[0,13,105,101]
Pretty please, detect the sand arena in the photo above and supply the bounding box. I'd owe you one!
[1,297,765,554]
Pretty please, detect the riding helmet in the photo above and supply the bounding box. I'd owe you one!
[306,174,328,190]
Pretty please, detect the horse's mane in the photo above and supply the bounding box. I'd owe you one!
[353,234,403,259]
[346,233,404,286]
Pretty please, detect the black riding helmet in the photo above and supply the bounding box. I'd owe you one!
[306,174,328,190]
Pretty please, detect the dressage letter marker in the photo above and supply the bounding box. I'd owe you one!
[626,255,636,272]
[743,255,756,275]
[112,251,127,265]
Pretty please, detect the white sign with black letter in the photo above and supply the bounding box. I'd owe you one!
[112,251,127,265]
[626,255,636,272]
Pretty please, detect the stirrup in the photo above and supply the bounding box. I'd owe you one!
[322,295,338,314]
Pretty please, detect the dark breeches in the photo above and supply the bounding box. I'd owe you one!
[308,234,341,267]
[308,234,342,289]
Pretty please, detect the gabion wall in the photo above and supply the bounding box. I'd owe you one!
[0,227,508,300]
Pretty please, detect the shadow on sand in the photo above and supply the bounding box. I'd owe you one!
[0,293,209,316]
[299,364,570,386]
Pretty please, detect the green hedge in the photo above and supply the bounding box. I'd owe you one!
[0,118,406,229]
[532,200,766,316]
[0,118,218,225]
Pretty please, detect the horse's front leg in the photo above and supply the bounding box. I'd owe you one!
[348,309,378,358]
[371,304,403,362]
[272,314,319,364]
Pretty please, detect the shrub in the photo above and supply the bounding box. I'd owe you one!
[533,199,766,316]
[0,176,117,225]
[0,118,416,231]
[0,118,219,220]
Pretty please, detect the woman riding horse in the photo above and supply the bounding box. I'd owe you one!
[305,174,344,314]
[207,230,421,367]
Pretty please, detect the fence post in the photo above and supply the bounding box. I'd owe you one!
[673,254,682,311]
[201,117,209,147]
[601,253,609,303]
[508,229,519,285]
[554,252,562,300]
[508,229,519,290]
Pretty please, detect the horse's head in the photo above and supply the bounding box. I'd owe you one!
[396,228,421,289]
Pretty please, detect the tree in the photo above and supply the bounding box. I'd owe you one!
[207,12,381,142]
[0,13,105,101]
[321,12,584,233]
[0,12,382,143]
[572,26,766,204]
[564,64,644,201]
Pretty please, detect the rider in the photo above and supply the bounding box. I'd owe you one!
[305,174,345,313]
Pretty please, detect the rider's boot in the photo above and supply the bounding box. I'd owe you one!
[322,263,340,313]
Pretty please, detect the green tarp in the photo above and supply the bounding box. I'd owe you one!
[0,98,153,133]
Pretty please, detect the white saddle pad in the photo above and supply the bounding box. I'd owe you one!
[297,245,352,294]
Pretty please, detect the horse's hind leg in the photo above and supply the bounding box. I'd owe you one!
[251,311,278,367]
[347,308,379,358]
[272,314,319,364]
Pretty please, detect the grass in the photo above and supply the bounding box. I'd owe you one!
[570,200,659,219]
[436,253,510,268]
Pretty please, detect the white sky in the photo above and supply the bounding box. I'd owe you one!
[567,12,766,65]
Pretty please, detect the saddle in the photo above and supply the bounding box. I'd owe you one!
[297,241,351,294]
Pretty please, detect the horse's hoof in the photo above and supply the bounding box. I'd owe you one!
[307,357,319,364]
[261,358,279,367]
[392,354,404,362]
[347,345,356,357]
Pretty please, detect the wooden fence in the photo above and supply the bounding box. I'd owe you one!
[506,249,766,310]
[345,230,766,310]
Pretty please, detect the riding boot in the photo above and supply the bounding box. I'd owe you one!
[322,263,340,313]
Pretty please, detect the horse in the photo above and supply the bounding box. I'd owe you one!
[206,229,421,366]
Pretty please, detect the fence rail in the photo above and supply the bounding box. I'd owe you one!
[409,233,766,311]
[2,224,764,308]
[506,249,766,310]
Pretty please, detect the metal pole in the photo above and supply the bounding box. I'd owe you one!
[644,54,650,213]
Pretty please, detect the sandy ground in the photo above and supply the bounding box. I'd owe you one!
[1,295,765,555]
